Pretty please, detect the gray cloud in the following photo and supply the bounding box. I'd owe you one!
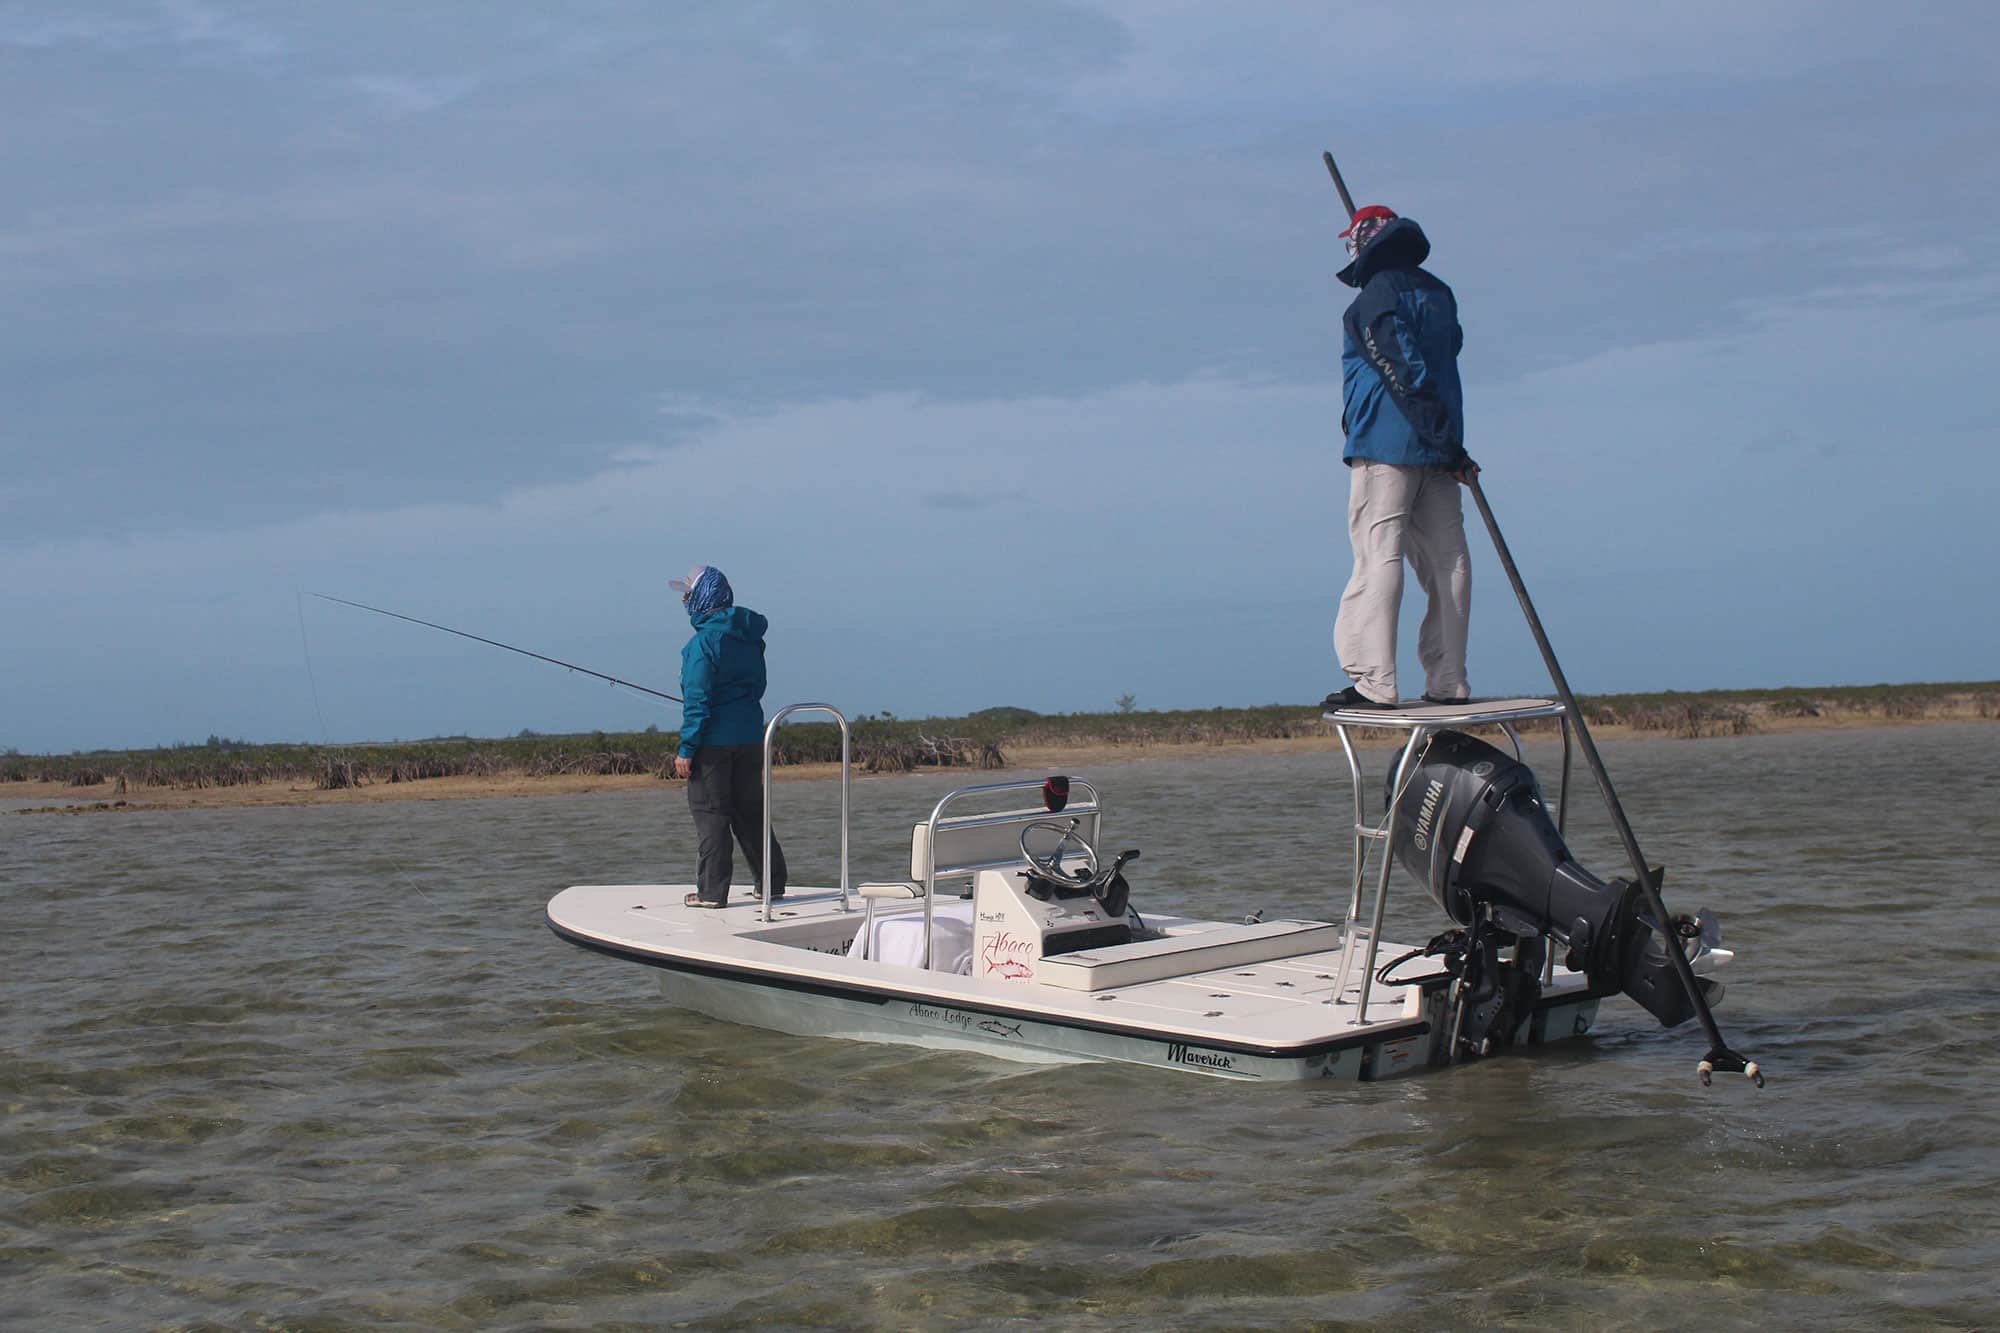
[7,3,1994,546]
[4,2,1998,747]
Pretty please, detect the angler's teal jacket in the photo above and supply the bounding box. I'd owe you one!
[1337,217,1468,469]
[677,606,771,758]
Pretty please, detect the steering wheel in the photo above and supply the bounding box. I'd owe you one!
[1019,818,1100,889]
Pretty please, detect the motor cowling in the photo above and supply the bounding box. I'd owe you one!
[1387,730,1711,1028]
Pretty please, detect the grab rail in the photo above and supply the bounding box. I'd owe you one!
[918,777,1101,968]
[759,703,851,924]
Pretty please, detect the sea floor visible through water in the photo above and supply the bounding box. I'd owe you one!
[5,723,1999,1328]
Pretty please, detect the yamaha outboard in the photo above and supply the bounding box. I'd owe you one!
[1389,731,1721,1056]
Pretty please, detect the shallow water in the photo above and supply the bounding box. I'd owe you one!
[5,724,1999,1328]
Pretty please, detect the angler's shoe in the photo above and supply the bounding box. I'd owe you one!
[684,893,727,910]
[1322,686,1398,712]
[1421,693,1470,705]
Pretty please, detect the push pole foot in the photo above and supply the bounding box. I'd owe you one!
[1698,1046,1765,1089]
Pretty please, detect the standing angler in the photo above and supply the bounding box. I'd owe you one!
[669,565,788,908]
[1324,204,1480,712]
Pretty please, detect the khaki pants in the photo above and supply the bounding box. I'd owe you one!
[1335,461,1471,704]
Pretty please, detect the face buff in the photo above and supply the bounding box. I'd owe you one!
[1345,213,1390,260]
[684,567,734,619]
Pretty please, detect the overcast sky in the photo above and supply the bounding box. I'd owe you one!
[4,1,1995,753]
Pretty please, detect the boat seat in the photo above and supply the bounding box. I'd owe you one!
[1034,919,1344,991]
[848,899,974,973]
[910,807,1101,882]
[858,880,925,900]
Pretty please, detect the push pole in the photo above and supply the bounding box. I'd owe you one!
[1321,151,1358,220]
[1466,478,1762,1088]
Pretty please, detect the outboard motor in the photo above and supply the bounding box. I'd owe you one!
[1388,731,1718,1052]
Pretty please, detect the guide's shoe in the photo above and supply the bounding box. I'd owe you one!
[1322,686,1398,711]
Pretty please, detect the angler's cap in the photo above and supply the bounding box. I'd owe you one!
[668,565,710,598]
[1338,204,1398,238]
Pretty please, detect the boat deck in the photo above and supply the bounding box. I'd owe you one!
[547,883,1585,1054]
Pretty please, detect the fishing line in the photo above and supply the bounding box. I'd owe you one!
[294,592,454,916]
[294,590,684,917]
[307,592,681,707]
[295,593,332,742]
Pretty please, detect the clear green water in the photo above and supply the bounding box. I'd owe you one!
[5,724,1998,1328]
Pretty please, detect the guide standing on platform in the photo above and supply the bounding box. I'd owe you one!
[1325,205,1479,712]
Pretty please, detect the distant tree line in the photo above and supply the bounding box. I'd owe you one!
[6,682,1995,791]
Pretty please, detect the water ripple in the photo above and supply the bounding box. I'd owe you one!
[4,725,1999,1326]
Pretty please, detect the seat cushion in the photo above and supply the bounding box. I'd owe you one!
[849,900,974,973]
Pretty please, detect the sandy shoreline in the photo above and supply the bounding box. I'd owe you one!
[8,709,1990,815]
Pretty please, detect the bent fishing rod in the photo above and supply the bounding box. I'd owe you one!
[308,593,682,705]
[1317,147,1761,1088]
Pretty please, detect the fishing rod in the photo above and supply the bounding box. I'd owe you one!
[308,593,682,705]
[1317,148,1761,1088]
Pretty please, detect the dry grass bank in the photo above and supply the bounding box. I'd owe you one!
[9,688,1994,816]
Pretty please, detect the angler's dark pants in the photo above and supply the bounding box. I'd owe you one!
[686,743,788,905]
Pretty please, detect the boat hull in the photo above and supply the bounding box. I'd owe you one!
[550,904,1606,1082]
[657,966,1379,1080]
[660,964,1603,1081]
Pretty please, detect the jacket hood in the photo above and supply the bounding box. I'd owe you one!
[1337,216,1432,289]
[693,604,768,641]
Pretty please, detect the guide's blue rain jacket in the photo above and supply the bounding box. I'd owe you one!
[1337,217,1468,469]
[677,606,771,759]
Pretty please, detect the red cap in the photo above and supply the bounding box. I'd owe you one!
[1338,204,1398,238]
